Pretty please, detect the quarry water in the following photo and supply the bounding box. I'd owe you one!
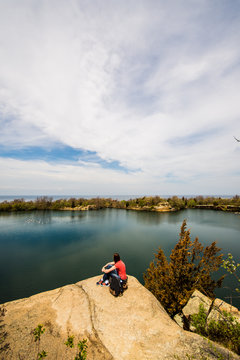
[0,209,240,308]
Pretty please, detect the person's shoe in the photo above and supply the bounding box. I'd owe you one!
[96,279,103,285]
[101,282,110,287]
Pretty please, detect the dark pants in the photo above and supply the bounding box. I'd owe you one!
[103,264,120,282]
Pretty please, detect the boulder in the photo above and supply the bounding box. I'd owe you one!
[181,289,240,324]
[180,288,240,343]
[182,290,212,319]
[213,298,240,317]
[208,298,240,324]
[0,276,238,360]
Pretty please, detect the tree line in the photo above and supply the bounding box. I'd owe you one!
[0,195,240,212]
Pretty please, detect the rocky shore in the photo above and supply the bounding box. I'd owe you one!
[62,202,174,212]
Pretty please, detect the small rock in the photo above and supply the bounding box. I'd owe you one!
[174,313,184,328]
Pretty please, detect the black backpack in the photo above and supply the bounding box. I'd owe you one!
[109,276,123,297]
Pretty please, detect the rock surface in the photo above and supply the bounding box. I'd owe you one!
[0,276,238,360]
[209,297,240,323]
[181,289,240,327]
[182,290,212,319]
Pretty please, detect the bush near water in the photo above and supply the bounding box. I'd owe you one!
[144,220,240,356]
[144,220,224,317]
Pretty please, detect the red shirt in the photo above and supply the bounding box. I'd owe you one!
[115,260,127,280]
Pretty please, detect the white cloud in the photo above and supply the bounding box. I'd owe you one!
[0,0,240,194]
[0,155,239,195]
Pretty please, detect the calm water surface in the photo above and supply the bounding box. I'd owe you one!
[0,209,240,307]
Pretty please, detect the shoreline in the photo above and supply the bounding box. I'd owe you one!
[0,195,240,213]
[62,203,175,212]
[59,204,240,213]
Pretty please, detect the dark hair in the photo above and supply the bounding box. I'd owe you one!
[114,253,120,263]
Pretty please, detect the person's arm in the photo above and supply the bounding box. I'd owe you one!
[107,261,115,266]
[101,261,114,272]
[103,265,116,273]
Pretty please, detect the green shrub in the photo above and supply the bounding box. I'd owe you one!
[65,335,75,348]
[33,325,45,342]
[76,339,88,360]
[191,303,208,336]
[64,336,88,360]
[222,253,240,293]
[37,350,47,359]
[191,304,240,355]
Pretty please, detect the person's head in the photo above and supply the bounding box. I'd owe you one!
[113,253,120,263]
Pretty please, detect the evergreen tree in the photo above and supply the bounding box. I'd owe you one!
[144,220,224,316]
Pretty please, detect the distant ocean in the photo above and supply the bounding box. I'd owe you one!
[0,194,235,202]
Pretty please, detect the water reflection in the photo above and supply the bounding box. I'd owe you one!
[25,211,53,225]
[68,210,88,223]
[129,210,171,225]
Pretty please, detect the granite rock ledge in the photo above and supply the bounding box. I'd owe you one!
[0,276,238,360]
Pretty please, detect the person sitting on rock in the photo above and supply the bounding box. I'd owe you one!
[96,252,127,287]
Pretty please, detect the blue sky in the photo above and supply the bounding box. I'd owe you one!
[0,144,128,171]
[0,0,240,195]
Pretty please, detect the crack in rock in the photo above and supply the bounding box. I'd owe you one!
[74,284,114,359]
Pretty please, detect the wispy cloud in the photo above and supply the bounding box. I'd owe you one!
[167,128,223,147]
[0,0,240,194]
